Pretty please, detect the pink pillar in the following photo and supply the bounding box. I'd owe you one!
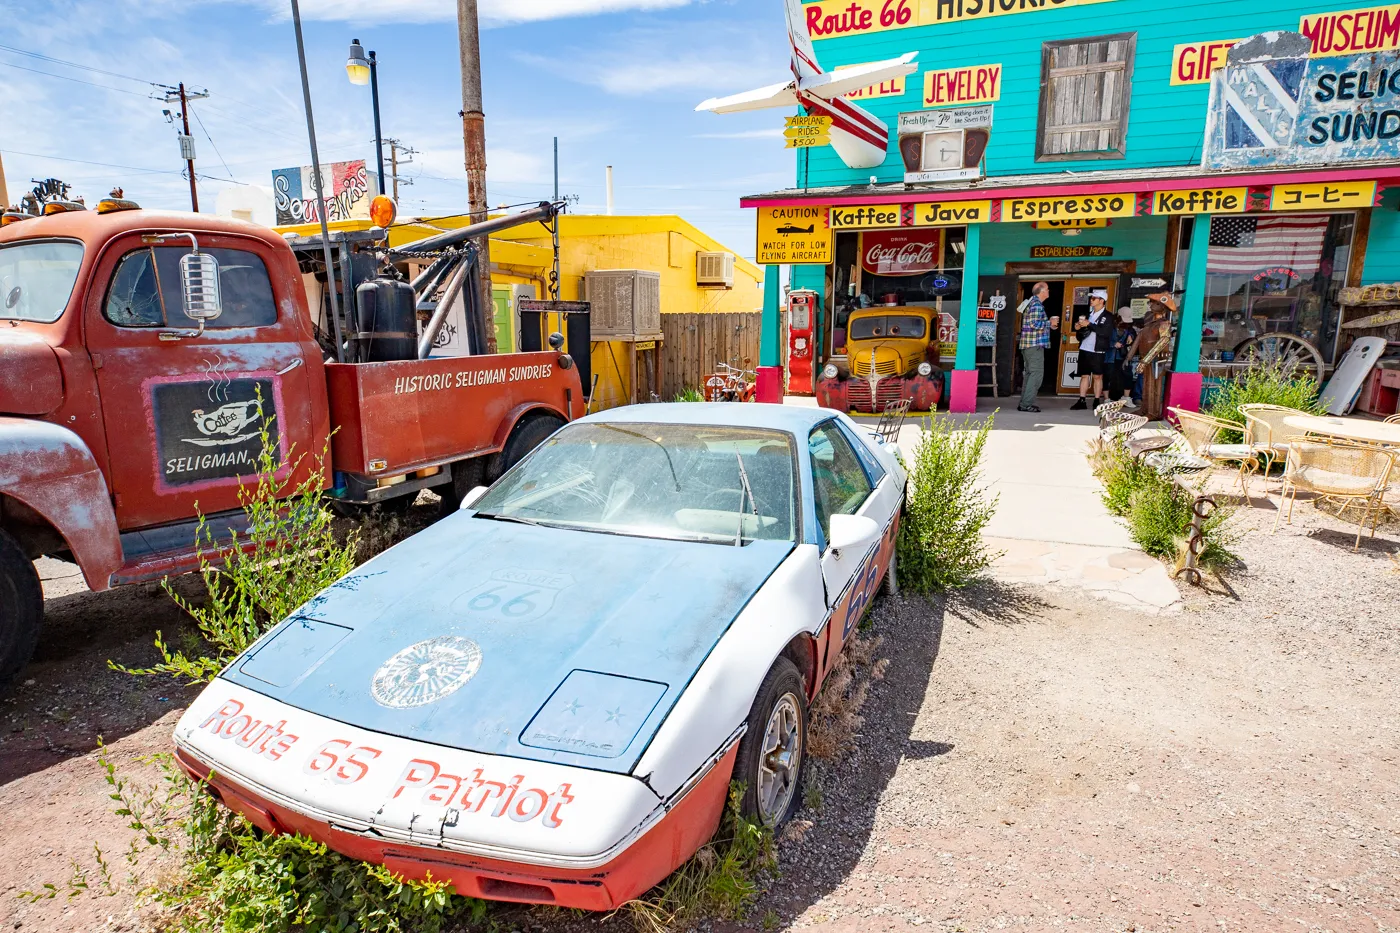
[949,369,979,414]
[755,365,783,404]
[1164,371,1203,416]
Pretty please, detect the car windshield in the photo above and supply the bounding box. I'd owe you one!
[472,422,797,544]
[0,240,84,323]
[849,314,926,340]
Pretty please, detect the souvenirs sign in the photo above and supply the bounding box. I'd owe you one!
[757,206,832,264]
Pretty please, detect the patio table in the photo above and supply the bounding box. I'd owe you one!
[1282,414,1400,447]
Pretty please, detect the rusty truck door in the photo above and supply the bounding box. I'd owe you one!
[85,234,322,531]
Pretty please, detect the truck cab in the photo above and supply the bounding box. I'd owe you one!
[815,305,943,413]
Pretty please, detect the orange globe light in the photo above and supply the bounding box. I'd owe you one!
[369,195,396,228]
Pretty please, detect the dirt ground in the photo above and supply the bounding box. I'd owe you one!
[1,496,1397,933]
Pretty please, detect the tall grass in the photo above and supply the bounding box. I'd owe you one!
[1205,363,1327,443]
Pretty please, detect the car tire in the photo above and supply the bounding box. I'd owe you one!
[735,656,808,828]
[0,529,44,688]
[487,413,565,483]
[438,457,487,519]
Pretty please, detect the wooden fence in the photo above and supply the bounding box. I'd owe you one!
[660,311,762,399]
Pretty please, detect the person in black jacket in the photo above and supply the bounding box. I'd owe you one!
[1070,289,1115,411]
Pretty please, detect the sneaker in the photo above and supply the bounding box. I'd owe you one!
[1017,405,1041,413]
[1070,398,1088,411]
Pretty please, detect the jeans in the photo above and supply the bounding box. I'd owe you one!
[1020,347,1045,408]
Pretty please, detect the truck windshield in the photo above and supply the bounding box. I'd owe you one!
[849,314,926,340]
[472,422,797,544]
[0,240,84,324]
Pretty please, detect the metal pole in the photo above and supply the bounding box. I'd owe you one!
[553,137,559,202]
[178,83,199,211]
[0,150,9,209]
[290,0,344,362]
[605,165,614,215]
[391,141,399,201]
[456,0,496,354]
[369,52,386,197]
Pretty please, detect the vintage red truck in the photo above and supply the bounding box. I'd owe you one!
[0,199,583,685]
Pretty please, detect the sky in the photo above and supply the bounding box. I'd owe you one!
[0,0,798,259]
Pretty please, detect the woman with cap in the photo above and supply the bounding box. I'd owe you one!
[1126,294,1175,420]
[1071,289,1115,410]
[1104,307,1137,403]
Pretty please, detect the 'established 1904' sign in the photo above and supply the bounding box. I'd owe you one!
[1030,245,1114,259]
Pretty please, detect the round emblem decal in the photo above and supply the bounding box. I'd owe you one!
[371,636,482,709]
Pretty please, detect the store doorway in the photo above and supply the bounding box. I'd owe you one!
[1016,276,1120,396]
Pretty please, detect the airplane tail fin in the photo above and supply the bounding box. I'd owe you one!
[785,0,822,80]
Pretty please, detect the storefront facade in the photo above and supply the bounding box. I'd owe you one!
[740,0,1400,412]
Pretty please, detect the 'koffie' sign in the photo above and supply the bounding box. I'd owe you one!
[1204,31,1400,167]
[151,376,280,487]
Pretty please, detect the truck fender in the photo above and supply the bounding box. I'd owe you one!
[491,401,569,451]
[632,544,828,798]
[0,418,122,592]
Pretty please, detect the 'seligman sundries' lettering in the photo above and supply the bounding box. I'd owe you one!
[393,364,554,395]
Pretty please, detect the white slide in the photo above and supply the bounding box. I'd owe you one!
[1321,336,1387,415]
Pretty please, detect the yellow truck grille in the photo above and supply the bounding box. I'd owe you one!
[852,349,902,378]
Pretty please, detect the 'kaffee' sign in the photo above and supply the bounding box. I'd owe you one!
[861,230,942,276]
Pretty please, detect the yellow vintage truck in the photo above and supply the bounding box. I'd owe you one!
[816,305,943,413]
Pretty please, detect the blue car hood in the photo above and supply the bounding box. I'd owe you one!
[222,514,791,774]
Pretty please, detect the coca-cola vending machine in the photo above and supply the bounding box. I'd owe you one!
[786,289,818,395]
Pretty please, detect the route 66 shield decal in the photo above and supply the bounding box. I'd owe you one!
[451,568,575,624]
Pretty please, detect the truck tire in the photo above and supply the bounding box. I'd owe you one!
[735,656,808,828]
[0,529,44,688]
[438,457,487,519]
[487,413,565,483]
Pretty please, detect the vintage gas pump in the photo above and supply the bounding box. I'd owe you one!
[786,288,819,395]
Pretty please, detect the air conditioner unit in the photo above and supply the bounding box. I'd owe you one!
[696,251,735,289]
[584,270,662,338]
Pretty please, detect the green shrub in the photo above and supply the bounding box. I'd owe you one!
[897,415,1000,592]
[674,387,706,402]
[1205,363,1326,443]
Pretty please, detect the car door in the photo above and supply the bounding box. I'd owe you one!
[808,419,900,682]
[86,235,322,531]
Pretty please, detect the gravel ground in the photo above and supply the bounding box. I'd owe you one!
[2,494,1397,933]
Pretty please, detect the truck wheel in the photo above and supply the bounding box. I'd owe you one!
[0,529,44,688]
[735,656,807,828]
[438,457,487,519]
[487,414,565,483]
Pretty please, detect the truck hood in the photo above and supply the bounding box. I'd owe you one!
[221,514,792,774]
[0,331,64,416]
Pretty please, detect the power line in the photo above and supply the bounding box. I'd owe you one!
[0,59,153,97]
[189,102,238,183]
[0,43,156,85]
[1,148,179,175]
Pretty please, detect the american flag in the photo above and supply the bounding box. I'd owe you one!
[1207,215,1329,276]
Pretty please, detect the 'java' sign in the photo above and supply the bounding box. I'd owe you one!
[862,230,942,276]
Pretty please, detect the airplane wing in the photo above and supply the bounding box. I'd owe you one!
[695,80,799,114]
[800,53,918,101]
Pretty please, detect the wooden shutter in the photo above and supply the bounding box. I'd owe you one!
[1036,33,1135,161]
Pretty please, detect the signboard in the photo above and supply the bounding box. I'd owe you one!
[897,106,992,184]
[1033,218,1113,229]
[1151,187,1248,215]
[836,61,907,100]
[913,200,992,225]
[151,376,279,489]
[1002,195,1135,223]
[757,206,832,264]
[975,320,997,347]
[831,204,904,229]
[272,159,371,226]
[922,63,1001,108]
[1269,180,1377,210]
[862,229,941,276]
[1300,4,1400,55]
[938,311,957,362]
[1170,39,1238,85]
[1030,245,1114,258]
[802,0,1121,40]
[784,115,832,149]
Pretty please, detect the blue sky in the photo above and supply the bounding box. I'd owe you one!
[0,0,798,258]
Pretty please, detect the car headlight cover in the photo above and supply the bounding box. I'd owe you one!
[823,363,839,380]
[917,361,933,377]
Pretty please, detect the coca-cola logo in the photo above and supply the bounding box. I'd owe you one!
[861,232,941,276]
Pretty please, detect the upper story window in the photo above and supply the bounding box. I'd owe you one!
[104,246,277,329]
[1036,33,1136,161]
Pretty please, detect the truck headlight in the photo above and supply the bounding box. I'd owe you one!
[917,361,933,377]
[823,363,839,380]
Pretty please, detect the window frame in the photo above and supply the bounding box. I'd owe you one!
[1035,32,1136,162]
[808,418,877,548]
[101,245,279,330]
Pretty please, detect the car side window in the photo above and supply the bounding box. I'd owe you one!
[809,421,874,542]
[104,246,277,328]
[836,420,886,485]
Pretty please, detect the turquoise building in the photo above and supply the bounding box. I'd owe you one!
[741,0,1400,413]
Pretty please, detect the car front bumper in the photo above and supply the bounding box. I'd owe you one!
[817,374,942,413]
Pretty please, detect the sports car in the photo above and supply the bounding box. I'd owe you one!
[172,403,906,910]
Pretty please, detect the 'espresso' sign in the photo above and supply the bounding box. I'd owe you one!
[1002,195,1135,223]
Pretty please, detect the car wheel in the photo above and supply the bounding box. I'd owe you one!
[487,413,565,483]
[0,528,44,688]
[736,657,807,828]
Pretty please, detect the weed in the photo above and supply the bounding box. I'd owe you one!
[807,631,888,760]
[762,907,782,930]
[674,387,706,402]
[1205,363,1326,443]
[897,415,1000,593]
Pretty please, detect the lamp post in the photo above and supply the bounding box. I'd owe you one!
[346,39,386,196]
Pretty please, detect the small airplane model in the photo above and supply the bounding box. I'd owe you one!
[695,0,918,170]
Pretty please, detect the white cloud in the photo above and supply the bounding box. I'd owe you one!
[258,0,693,25]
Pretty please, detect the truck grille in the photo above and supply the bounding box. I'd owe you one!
[846,377,908,413]
[851,352,901,378]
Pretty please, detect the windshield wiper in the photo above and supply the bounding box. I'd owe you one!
[734,451,759,547]
[476,513,546,527]
[601,425,681,491]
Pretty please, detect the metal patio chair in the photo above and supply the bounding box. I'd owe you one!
[875,398,913,445]
[1271,438,1396,550]
[1171,408,1261,503]
[1240,403,1306,477]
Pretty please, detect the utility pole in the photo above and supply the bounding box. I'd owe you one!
[387,139,416,202]
[159,83,209,212]
[456,0,495,353]
[0,150,9,210]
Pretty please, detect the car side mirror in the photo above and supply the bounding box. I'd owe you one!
[180,248,223,333]
[460,485,489,510]
[827,513,880,560]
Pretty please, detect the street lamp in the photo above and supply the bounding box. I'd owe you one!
[346,38,386,196]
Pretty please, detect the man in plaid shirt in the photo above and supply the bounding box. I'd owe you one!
[1017,282,1058,412]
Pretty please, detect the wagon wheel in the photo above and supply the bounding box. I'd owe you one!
[1231,333,1324,374]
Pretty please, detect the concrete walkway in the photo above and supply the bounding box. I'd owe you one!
[836,395,1183,613]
